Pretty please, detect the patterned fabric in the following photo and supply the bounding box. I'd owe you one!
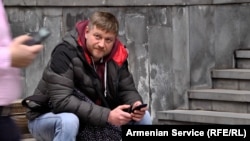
[78,123,121,141]
[73,89,122,141]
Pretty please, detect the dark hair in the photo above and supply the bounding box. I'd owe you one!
[88,11,119,35]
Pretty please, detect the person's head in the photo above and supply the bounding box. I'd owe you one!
[85,11,119,61]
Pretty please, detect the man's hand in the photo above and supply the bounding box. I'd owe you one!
[107,104,132,126]
[10,34,43,68]
[131,101,147,122]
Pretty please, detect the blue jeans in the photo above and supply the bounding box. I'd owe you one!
[28,111,152,141]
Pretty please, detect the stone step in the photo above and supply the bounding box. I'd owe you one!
[212,69,250,90]
[156,50,250,125]
[188,89,250,113]
[188,89,250,102]
[11,99,27,116]
[11,115,29,135]
[235,50,250,59]
[234,49,250,69]
[157,110,250,125]
[212,69,250,79]
[10,99,32,139]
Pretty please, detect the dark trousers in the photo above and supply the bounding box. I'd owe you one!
[0,116,21,141]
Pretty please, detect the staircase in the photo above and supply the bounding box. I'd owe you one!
[10,100,36,140]
[157,49,250,125]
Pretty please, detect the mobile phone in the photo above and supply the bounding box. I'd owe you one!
[25,27,51,46]
[131,104,147,113]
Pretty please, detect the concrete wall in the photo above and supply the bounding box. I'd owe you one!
[3,0,250,123]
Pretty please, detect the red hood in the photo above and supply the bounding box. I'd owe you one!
[75,20,128,67]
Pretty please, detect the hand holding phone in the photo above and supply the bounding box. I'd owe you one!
[25,27,51,46]
[131,104,147,113]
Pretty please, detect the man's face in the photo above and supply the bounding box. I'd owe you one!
[85,25,116,61]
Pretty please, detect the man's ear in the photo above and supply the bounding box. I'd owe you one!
[85,26,89,38]
[85,26,89,33]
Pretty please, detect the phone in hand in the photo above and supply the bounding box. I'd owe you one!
[25,27,51,46]
[131,104,147,113]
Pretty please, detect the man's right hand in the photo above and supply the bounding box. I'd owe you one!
[107,104,132,126]
[10,34,43,68]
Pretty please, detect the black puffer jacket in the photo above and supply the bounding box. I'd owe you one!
[26,27,143,127]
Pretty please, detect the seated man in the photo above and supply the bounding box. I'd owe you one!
[24,11,152,141]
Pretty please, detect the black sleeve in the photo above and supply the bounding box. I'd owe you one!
[117,61,143,105]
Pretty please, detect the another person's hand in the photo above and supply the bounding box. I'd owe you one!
[10,34,43,68]
[131,101,147,122]
[107,104,132,126]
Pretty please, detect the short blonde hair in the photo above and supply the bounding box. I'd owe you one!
[88,11,119,35]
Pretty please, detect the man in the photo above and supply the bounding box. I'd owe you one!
[0,1,44,141]
[25,11,152,141]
